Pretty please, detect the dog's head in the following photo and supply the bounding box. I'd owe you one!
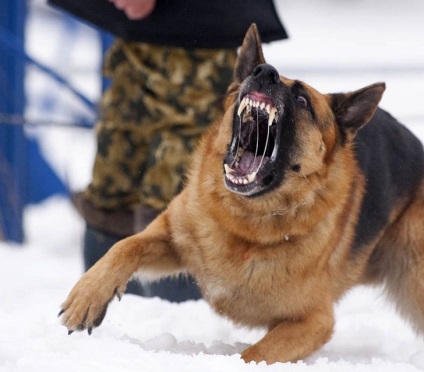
[223,24,385,197]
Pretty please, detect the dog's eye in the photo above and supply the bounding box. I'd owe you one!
[295,95,308,107]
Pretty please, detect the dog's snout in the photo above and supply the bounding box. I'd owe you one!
[252,64,280,84]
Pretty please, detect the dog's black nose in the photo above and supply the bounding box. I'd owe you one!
[252,63,280,84]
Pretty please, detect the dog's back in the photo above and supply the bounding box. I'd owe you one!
[352,108,424,254]
[353,109,424,332]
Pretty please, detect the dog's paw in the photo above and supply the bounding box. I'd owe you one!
[241,345,265,364]
[58,272,125,335]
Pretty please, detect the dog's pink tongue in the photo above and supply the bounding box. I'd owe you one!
[239,152,261,174]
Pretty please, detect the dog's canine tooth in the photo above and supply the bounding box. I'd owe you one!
[246,171,256,184]
[268,107,277,126]
[224,164,233,175]
[238,97,248,117]
[265,104,271,114]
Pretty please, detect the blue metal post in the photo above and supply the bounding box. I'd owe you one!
[100,31,114,92]
[0,0,27,242]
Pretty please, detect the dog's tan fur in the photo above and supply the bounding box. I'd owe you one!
[60,25,424,364]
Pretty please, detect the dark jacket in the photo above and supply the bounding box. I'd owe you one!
[48,0,288,49]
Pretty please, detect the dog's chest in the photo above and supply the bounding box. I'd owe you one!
[192,241,296,326]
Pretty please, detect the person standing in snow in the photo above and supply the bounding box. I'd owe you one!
[48,0,288,301]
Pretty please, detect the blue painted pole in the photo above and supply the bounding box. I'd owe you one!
[0,0,27,242]
[100,31,114,92]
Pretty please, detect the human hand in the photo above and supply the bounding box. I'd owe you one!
[109,0,156,20]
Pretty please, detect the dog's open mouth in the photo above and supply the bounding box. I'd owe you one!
[224,91,282,196]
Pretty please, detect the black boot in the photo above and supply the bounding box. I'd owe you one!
[83,223,201,301]
[144,276,202,302]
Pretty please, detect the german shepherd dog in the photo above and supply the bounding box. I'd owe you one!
[60,25,424,364]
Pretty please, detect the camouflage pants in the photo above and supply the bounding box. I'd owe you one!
[78,40,237,235]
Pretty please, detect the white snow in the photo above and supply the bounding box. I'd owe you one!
[2,200,424,371]
[1,0,424,370]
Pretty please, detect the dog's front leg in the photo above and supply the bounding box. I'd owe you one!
[59,211,181,334]
[241,302,334,364]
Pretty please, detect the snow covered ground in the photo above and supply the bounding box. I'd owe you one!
[1,0,424,371]
[2,200,424,372]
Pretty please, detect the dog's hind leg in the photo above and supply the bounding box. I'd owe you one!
[59,209,183,334]
[368,183,424,333]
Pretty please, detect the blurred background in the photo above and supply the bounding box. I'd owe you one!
[0,0,423,244]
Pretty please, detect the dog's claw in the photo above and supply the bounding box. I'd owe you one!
[58,309,65,317]
[115,288,122,302]
[59,272,125,336]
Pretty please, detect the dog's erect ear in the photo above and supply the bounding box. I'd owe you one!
[331,83,386,142]
[234,24,266,83]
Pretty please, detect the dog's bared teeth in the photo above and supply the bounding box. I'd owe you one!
[225,166,257,185]
[268,107,277,126]
[265,104,271,114]
[238,95,278,126]
[228,173,238,184]
[246,171,257,183]
[226,171,234,182]
[237,97,248,117]
[224,164,233,175]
